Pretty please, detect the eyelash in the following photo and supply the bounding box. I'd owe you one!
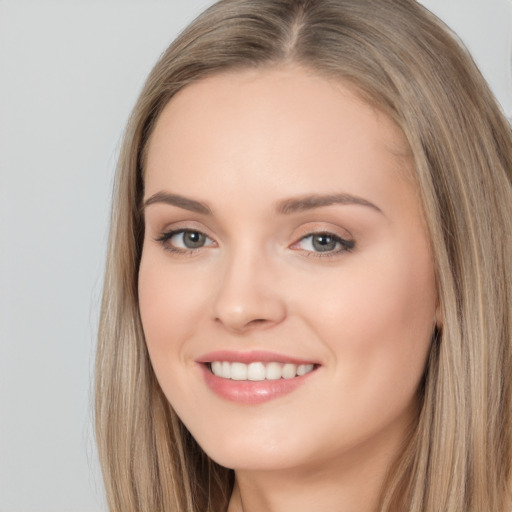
[155,229,215,255]
[155,229,355,258]
[292,232,355,258]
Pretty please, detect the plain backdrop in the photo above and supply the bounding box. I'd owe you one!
[0,1,510,511]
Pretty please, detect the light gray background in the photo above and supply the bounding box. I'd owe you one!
[0,1,510,511]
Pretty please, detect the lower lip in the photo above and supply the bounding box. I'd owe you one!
[200,364,317,404]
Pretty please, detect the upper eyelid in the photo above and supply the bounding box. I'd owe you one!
[155,223,214,238]
[291,232,354,248]
[292,226,354,244]
[296,230,350,240]
[156,227,214,242]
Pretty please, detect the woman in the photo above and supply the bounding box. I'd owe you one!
[95,0,512,511]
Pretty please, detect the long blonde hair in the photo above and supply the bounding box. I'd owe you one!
[95,1,512,510]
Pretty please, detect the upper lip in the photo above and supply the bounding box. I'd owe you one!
[196,350,319,366]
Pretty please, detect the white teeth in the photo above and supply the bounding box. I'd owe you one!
[247,362,266,381]
[231,362,247,380]
[222,361,231,378]
[211,361,222,376]
[209,361,315,380]
[266,362,282,380]
[282,363,297,379]
[297,364,314,376]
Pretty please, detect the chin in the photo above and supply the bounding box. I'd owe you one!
[184,417,310,472]
[202,442,303,472]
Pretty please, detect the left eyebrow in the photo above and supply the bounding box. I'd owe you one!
[277,193,383,215]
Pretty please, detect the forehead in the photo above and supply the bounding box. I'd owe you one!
[147,66,409,156]
[144,65,415,212]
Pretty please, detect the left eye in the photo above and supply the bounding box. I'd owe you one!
[294,233,354,253]
[157,229,215,250]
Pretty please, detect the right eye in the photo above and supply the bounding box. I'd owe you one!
[156,229,215,252]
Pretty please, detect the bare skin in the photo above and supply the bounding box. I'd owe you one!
[139,65,438,512]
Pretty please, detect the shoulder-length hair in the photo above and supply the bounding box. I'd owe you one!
[95,1,512,510]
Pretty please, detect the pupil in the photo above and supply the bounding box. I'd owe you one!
[312,234,336,252]
[184,231,205,248]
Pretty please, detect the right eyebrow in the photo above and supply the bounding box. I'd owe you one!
[143,191,212,215]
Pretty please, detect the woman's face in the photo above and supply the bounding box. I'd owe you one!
[139,66,438,474]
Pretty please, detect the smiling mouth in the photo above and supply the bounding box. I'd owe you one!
[209,361,316,381]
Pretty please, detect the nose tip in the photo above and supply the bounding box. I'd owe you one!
[212,259,287,333]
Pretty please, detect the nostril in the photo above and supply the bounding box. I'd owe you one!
[212,283,287,332]
[214,316,270,333]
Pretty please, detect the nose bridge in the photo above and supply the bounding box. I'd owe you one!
[213,239,286,332]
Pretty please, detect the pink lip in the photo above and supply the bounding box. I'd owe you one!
[196,351,319,405]
[196,350,317,365]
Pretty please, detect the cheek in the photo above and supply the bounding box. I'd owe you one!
[325,229,435,343]
[305,239,436,413]
[138,247,216,417]
[339,260,435,350]
[138,248,209,362]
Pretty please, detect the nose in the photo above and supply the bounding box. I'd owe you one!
[212,248,287,333]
